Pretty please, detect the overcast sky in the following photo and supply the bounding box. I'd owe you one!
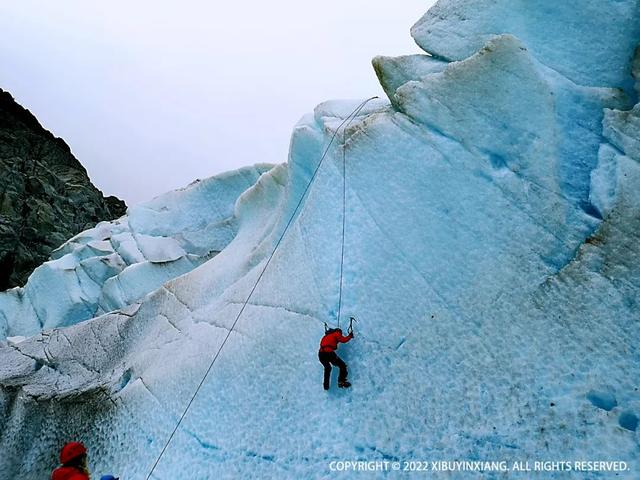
[1,1,435,205]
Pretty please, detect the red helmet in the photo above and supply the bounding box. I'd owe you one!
[60,442,87,464]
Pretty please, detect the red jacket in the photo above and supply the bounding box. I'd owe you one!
[51,466,89,480]
[319,330,353,352]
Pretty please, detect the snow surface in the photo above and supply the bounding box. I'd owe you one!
[1,0,640,478]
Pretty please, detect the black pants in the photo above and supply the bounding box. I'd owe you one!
[318,351,348,389]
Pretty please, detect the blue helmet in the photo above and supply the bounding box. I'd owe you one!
[101,476,119,480]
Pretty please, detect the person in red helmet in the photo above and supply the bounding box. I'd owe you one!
[318,320,354,390]
[51,442,91,480]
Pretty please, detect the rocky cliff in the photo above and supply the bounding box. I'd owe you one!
[0,89,126,290]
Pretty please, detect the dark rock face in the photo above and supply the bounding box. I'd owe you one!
[0,88,126,290]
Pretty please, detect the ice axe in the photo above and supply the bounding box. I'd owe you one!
[348,316,357,335]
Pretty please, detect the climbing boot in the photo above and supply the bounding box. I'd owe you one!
[338,380,351,388]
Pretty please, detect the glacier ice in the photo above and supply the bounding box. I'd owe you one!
[410,0,640,94]
[0,164,272,340]
[1,0,640,478]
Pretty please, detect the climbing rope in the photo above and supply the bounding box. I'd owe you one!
[336,108,365,327]
[145,96,378,479]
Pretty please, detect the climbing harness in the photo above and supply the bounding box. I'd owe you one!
[145,96,378,479]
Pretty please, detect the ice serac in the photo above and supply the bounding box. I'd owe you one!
[0,164,273,340]
[372,54,448,106]
[407,34,627,209]
[410,0,640,94]
[2,0,640,479]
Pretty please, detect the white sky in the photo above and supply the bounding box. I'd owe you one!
[1,1,436,205]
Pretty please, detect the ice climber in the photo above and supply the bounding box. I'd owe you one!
[319,322,354,390]
[51,442,91,480]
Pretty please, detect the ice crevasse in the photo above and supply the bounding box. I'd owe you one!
[1,0,640,478]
